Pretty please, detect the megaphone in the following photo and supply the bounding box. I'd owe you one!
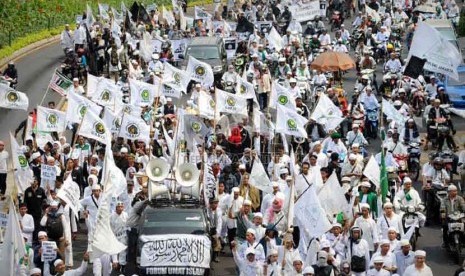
[146,158,170,182]
[175,163,200,187]
[149,182,170,199]
[180,181,201,199]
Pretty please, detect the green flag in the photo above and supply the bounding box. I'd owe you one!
[380,150,389,203]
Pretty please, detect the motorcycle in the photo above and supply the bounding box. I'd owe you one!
[445,212,465,263]
[407,142,421,181]
[364,108,379,139]
[0,75,16,89]
[439,150,456,180]
[387,166,400,203]
[400,204,424,251]
[296,77,310,101]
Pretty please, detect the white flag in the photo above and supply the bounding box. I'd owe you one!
[163,62,191,93]
[194,6,212,20]
[187,56,214,87]
[276,105,308,138]
[0,199,26,275]
[363,155,380,188]
[139,32,153,62]
[87,74,121,108]
[249,160,273,194]
[119,114,150,142]
[86,4,94,27]
[236,78,258,103]
[216,89,248,116]
[98,3,110,20]
[57,175,81,220]
[382,99,406,126]
[198,91,216,119]
[267,27,284,51]
[311,93,344,131]
[79,110,111,144]
[129,78,161,107]
[295,186,332,238]
[163,5,176,26]
[408,22,461,80]
[270,80,296,109]
[0,84,29,111]
[318,172,348,218]
[66,92,103,124]
[36,106,66,133]
[10,133,33,194]
[103,108,122,134]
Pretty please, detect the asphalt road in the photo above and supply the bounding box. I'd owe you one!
[3,8,465,276]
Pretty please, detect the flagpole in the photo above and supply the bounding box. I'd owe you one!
[69,112,87,159]
[7,133,19,201]
[39,69,56,106]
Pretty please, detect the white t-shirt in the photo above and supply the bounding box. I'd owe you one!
[0,150,9,174]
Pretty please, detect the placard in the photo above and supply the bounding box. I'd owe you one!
[224,37,237,59]
[0,212,7,228]
[140,234,211,269]
[289,0,321,22]
[256,21,273,34]
[41,165,57,181]
[171,39,189,61]
[41,241,57,262]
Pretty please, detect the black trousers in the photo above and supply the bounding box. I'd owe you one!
[0,173,6,194]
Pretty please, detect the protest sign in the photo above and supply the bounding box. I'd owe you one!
[171,39,189,61]
[41,165,57,181]
[255,21,273,34]
[0,212,7,228]
[41,241,57,262]
[224,37,237,59]
[289,0,321,22]
[140,234,211,270]
[57,177,81,219]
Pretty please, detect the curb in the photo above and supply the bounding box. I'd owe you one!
[0,35,60,70]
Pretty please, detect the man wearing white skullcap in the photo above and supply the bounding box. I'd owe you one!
[237,228,265,262]
[403,250,433,276]
[265,249,282,275]
[53,252,89,275]
[395,239,415,276]
[341,153,363,187]
[80,183,102,240]
[225,187,244,245]
[110,201,129,273]
[370,239,397,273]
[367,255,390,275]
[354,203,380,253]
[346,123,368,148]
[377,202,404,240]
[394,176,426,228]
[232,244,264,275]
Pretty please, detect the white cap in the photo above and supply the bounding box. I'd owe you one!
[239,164,246,170]
[415,250,426,257]
[448,184,458,191]
[361,181,371,188]
[152,53,159,59]
[373,256,384,263]
[332,222,342,229]
[73,77,79,82]
[400,239,410,246]
[120,147,128,153]
[243,199,252,206]
[29,268,42,275]
[394,100,402,106]
[245,247,256,255]
[303,266,315,274]
[360,203,370,209]
[380,239,390,245]
[279,167,288,174]
[30,152,41,161]
[167,97,172,102]
[91,183,101,190]
[383,202,393,208]
[320,239,330,249]
[246,228,256,236]
[268,249,278,256]
[352,143,360,148]
[253,212,263,218]
[388,226,397,233]
[349,154,357,160]
[341,176,351,183]
[272,182,279,188]
[54,259,64,267]
[38,231,48,237]
[232,187,240,193]
[352,123,359,128]
[403,177,412,183]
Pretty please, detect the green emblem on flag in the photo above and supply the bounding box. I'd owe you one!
[287,119,297,130]
[6,90,18,103]
[127,123,140,137]
[278,95,288,105]
[191,122,201,133]
[209,99,216,108]
[141,89,150,101]
[173,73,181,84]
[47,113,58,125]
[78,105,87,117]
[226,96,236,107]
[18,155,28,168]
[100,90,111,102]
[195,65,205,76]
[94,122,106,135]
[240,84,246,94]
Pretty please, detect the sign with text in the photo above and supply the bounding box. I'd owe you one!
[140,234,211,270]
[41,241,57,262]
[41,165,57,181]
[289,0,321,22]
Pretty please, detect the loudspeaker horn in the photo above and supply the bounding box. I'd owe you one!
[146,158,170,182]
[175,163,200,187]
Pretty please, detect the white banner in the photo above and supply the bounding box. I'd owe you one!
[198,91,215,119]
[140,234,211,269]
[66,92,103,124]
[130,78,161,107]
[249,160,273,194]
[0,84,29,111]
[152,39,163,54]
[87,74,121,108]
[103,108,122,134]
[10,133,33,194]
[216,88,248,116]
[79,109,111,145]
[36,106,67,133]
[194,6,211,21]
[119,114,150,142]
[276,105,308,138]
[382,99,406,126]
[57,176,81,220]
[289,1,322,22]
[187,56,214,87]
[318,172,348,218]
[236,78,257,102]
[267,27,284,51]
[408,22,461,80]
[311,93,344,131]
[163,62,191,93]
[171,39,189,61]
[270,80,296,109]
[363,155,380,188]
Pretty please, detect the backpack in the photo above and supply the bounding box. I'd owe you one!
[46,215,64,241]
[110,49,119,66]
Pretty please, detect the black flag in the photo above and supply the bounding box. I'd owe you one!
[130,2,140,22]
[403,56,427,79]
